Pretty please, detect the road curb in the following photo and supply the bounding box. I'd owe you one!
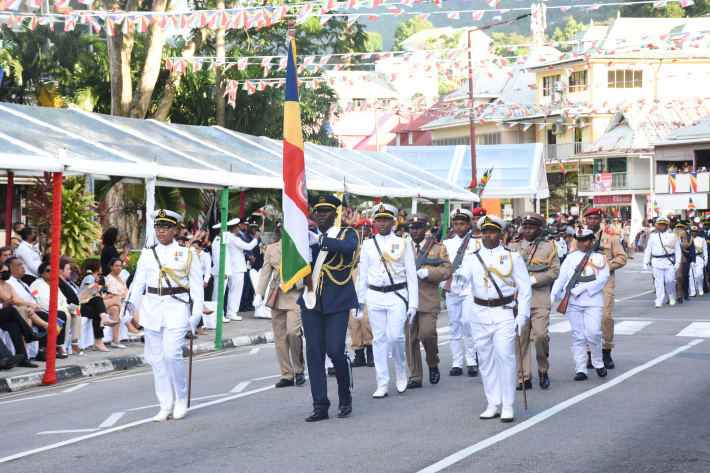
[0,330,274,393]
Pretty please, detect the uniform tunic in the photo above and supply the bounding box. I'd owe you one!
[127,240,204,410]
[689,236,707,296]
[643,231,681,306]
[592,228,627,350]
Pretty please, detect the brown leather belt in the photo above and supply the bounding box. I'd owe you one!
[473,295,515,308]
[147,286,188,296]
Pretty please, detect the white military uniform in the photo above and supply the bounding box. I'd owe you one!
[357,231,418,389]
[643,230,681,306]
[16,239,42,278]
[128,239,204,412]
[441,234,481,369]
[551,250,610,374]
[210,233,233,302]
[556,238,568,259]
[459,243,531,409]
[689,235,708,296]
[225,231,259,318]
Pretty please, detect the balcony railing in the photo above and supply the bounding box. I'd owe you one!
[578,172,651,192]
[543,142,591,161]
[655,172,710,193]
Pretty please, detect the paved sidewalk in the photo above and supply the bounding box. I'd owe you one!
[0,312,274,393]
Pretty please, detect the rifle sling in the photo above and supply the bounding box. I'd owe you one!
[151,246,193,310]
[372,237,409,309]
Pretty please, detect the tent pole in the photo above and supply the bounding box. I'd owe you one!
[411,197,418,214]
[42,172,62,386]
[239,189,245,218]
[215,187,229,349]
[5,171,13,246]
[439,198,450,300]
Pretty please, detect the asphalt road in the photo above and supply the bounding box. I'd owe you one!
[1,257,709,472]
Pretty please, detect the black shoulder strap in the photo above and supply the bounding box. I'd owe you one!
[474,251,505,299]
[151,246,173,289]
[372,237,408,308]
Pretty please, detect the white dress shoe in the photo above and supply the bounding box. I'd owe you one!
[227,314,243,321]
[373,385,389,398]
[655,304,662,308]
[153,408,172,422]
[173,398,188,420]
[669,298,676,306]
[396,372,407,393]
[479,405,500,419]
[501,405,514,422]
[700,290,704,296]
[110,342,126,349]
[222,317,231,323]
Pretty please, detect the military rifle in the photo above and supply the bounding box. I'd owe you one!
[556,233,601,315]
[415,225,444,271]
[443,231,473,293]
[523,227,549,272]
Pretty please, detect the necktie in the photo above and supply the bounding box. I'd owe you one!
[415,243,421,255]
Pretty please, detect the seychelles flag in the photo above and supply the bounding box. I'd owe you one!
[688,197,697,218]
[612,206,619,218]
[690,171,698,193]
[653,200,659,214]
[57,318,65,333]
[669,173,677,194]
[280,36,311,293]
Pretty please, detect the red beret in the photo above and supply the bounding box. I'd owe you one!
[354,218,372,227]
[471,207,487,217]
[583,207,607,217]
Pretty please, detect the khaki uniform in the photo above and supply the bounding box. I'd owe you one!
[508,238,560,382]
[592,228,627,350]
[349,266,373,350]
[674,228,690,299]
[405,241,453,383]
[256,240,304,381]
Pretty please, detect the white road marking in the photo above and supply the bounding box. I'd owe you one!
[0,393,59,405]
[417,339,704,473]
[0,385,276,464]
[614,321,654,335]
[230,381,251,393]
[549,321,571,333]
[676,322,710,338]
[62,383,90,393]
[249,347,260,354]
[616,290,655,301]
[436,326,451,334]
[92,372,151,383]
[99,412,125,428]
[36,429,98,435]
[251,374,283,381]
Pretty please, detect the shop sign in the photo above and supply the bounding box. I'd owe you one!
[593,194,632,205]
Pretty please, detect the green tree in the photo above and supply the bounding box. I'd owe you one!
[364,32,383,53]
[392,17,435,51]
[490,32,534,57]
[551,16,586,52]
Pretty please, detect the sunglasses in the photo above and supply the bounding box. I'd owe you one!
[154,224,176,231]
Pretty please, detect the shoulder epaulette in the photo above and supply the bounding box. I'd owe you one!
[269,239,281,245]
[178,243,186,247]
[146,245,155,250]
[504,247,513,252]
[604,229,615,236]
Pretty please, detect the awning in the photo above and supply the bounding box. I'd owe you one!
[0,103,474,201]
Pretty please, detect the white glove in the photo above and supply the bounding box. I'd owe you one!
[189,314,201,336]
[120,301,134,324]
[253,294,263,308]
[643,264,649,271]
[515,316,527,335]
[308,232,320,245]
[550,294,557,307]
[674,265,680,271]
[570,285,585,297]
[416,268,429,279]
[407,307,417,322]
[529,275,537,286]
[354,307,363,320]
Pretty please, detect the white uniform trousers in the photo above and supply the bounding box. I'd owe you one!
[567,305,603,374]
[367,290,407,387]
[212,275,228,302]
[447,294,477,368]
[470,319,516,406]
[689,261,705,296]
[144,325,187,410]
[652,265,676,306]
[227,272,245,317]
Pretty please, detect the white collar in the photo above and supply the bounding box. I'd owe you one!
[317,226,335,236]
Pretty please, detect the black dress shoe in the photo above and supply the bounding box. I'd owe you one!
[351,349,366,367]
[467,365,479,377]
[295,372,306,386]
[56,352,69,359]
[18,359,39,368]
[596,367,608,378]
[306,408,329,422]
[586,352,593,369]
[515,379,533,391]
[275,378,295,388]
[365,345,374,367]
[35,350,47,362]
[677,297,684,304]
[574,372,588,381]
[429,365,440,385]
[684,296,690,301]
[449,367,463,376]
[0,355,25,370]
[539,371,550,389]
[327,367,336,377]
[337,395,352,418]
[27,331,47,343]
[602,349,615,369]
[407,380,422,389]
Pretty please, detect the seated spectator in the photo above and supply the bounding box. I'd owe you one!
[0,246,12,263]
[10,237,21,253]
[0,336,25,371]
[666,163,678,174]
[105,258,144,338]
[0,261,47,368]
[60,254,81,283]
[698,165,708,172]
[31,262,80,358]
[681,162,692,173]
[100,228,130,277]
[16,227,42,284]
[12,222,25,238]
[58,258,117,352]
[80,258,125,349]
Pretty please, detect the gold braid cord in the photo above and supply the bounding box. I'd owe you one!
[377,234,408,278]
[484,257,515,287]
[695,243,705,253]
[157,248,193,291]
[318,229,359,294]
[663,234,677,248]
[529,240,557,267]
[584,254,607,276]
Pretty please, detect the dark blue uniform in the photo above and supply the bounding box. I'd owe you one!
[298,226,359,412]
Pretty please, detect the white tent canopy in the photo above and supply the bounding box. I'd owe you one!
[382,143,549,199]
[0,102,475,201]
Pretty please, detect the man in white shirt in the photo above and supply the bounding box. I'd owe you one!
[210,222,233,323]
[458,215,532,423]
[357,203,418,398]
[15,227,42,282]
[225,218,260,321]
[688,225,707,297]
[643,216,681,308]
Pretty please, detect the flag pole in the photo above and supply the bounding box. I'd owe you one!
[215,186,228,349]
[42,172,63,386]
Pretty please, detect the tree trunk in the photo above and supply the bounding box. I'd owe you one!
[215,0,226,127]
[152,26,215,122]
[128,0,178,119]
[104,183,135,243]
